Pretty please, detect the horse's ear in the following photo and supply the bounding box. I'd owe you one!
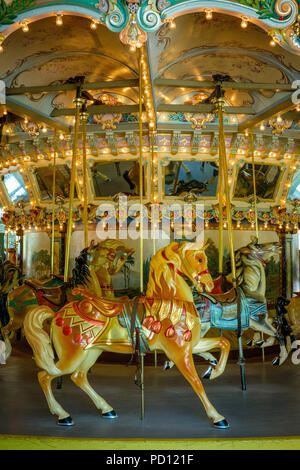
[186,236,206,251]
[202,239,210,251]
[127,248,135,255]
[250,235,258,245]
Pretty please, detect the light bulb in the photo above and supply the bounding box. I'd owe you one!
[206,10,212,19]
[90,21,98,30]
[56,14,63,26]
[21,22,29,32]
[270,39,276,47]
[241,17,248,28]
[170,19,176,29]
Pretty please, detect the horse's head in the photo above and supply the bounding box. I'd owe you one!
[179,239,214,293]
[240,236,281,265]
[88,239,134,275]
[146,240,214,300]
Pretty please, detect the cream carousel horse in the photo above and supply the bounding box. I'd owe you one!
[24,240,231,428]
[1,239,134,359]
[165,237,288,371]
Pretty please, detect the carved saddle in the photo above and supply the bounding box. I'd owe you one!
[25,276,68,308]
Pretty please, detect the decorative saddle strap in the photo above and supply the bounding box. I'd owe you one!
[124,296,150,367]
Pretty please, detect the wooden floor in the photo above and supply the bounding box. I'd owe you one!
[0,350,300,440]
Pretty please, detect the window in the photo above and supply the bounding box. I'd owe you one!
[3,172,29,203]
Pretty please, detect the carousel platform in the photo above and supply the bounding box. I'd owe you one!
[1,349,300,450]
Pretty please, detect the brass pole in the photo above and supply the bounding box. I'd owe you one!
[218,145,224,275]
[64,91,83,283]
[216,98,236,285]
[216,96,246,391]
[80,102,89,249]
[51,130,57,276]
[250,131,264,361]
[138,49,144,294]
[250,132,259,239]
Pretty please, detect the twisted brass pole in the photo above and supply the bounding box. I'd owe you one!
[216,97,236,286]
[216,96,246,390]
[250,132,259,239]
[80,102,89,249]
[64,92,83,283]
[51,129,57,276]
[218,141,224,275]
[138,48,144,295]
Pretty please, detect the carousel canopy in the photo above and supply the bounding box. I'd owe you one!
[0,1,299,231]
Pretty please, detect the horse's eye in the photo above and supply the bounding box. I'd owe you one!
[197,257,203,263]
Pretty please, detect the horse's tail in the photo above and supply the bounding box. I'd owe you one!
[23,306,61,376]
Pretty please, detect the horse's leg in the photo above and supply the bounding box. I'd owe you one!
[246,331,261,346]
[198,323,217,365]
[37,370,73,425]
[250,318,288,365]
[193,336,230,380]
[160,339,229,428]
[163,323,216,370]
[70,349,116,418]
[37,350,91,425]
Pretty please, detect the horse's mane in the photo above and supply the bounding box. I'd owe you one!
[146,242,192,297]
[235,248,263,289]
[71,248,91,288]
[71,240,133,288]
[0,260,22,285]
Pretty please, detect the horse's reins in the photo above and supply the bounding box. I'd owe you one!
[161,250,209,285]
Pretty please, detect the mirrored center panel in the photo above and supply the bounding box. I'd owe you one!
[34,165,78,200]
[164,161,219,198]
[90,160,145,198]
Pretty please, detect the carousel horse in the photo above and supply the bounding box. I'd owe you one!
[23,240,231,428]
[283,294,300,340]
[0,260,23,333]
[123,162,140,195]
[165,237,289,371]
[0,239,134,359]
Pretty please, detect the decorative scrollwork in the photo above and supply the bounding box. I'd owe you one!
[275,0,298,18]
[137,5,161,31]
[106,2,129,31]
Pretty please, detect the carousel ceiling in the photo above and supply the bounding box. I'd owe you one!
[0,0,299,232]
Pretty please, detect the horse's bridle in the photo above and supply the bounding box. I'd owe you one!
[162,249,209,286]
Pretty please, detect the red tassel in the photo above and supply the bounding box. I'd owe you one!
[62,326,72,336]
[142,315,154,329]
[165,325,175,338]
[183,330,192,342]
[151,321,162,334]
[56,317,64,327]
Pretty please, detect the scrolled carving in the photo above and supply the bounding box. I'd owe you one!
[275,0,297,19]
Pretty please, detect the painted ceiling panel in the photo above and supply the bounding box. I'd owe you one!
[0,16,138,85]
[149,13,300,77]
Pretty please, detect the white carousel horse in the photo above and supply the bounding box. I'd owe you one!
[165,237,288,372]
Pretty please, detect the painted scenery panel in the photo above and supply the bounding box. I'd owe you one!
[233,163,281,201]
[164,161,218,197]
[35,165,78,200]
[91,161,144,198]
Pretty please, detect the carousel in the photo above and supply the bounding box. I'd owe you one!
[0,0,300,451]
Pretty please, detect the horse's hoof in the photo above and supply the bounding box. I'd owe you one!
[272,357,280,366]
[164,362,171,370]
[246,340,253,347]
[102,410,118,419]
[256,340,264,347]
[202,366,212,379]
[213,419,229,429]
[209,359,218,366]
[58,416,74,426]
